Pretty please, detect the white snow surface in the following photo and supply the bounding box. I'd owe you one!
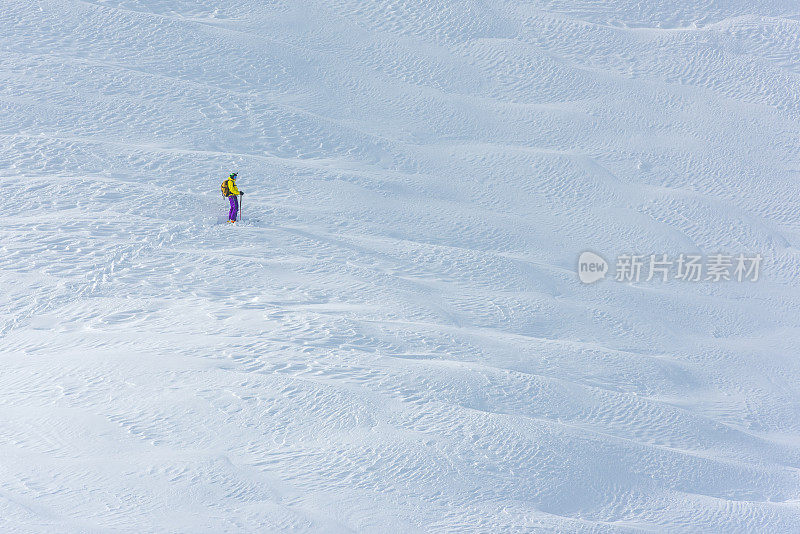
[2,0,800,532]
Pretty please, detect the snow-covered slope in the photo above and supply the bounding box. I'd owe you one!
[2,0,800,531]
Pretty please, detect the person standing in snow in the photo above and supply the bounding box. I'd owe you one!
[223,172,244,223]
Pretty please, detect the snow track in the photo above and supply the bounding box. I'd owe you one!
[2,0,800,532]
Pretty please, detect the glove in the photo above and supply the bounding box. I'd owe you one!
[239,191,244,196]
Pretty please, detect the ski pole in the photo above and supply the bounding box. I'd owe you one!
[238,193,242,222]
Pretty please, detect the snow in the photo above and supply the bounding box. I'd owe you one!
[2,0,800,531]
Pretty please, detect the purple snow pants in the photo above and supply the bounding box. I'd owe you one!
[228,195,239,221]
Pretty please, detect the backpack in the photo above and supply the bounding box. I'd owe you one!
[221,179,230,197]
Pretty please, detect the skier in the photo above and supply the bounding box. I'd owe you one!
[222,172,244,223]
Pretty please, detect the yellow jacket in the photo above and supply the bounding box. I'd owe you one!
[226,177,241,196]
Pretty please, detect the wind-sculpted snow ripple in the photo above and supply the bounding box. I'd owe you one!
[2,0,800,532]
